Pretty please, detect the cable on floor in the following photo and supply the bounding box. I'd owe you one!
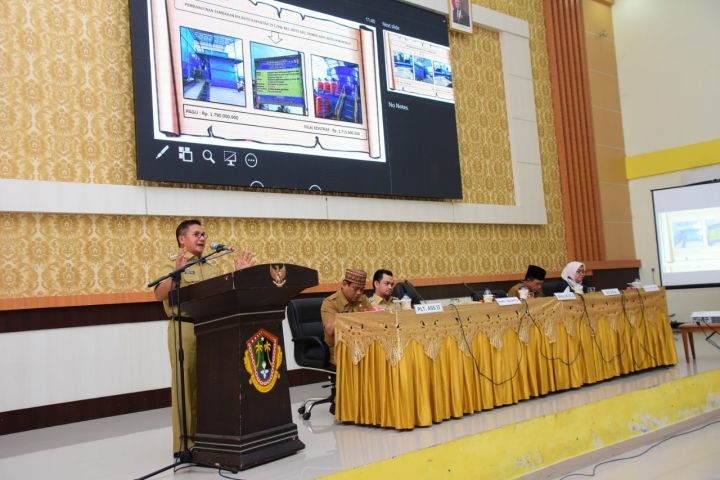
[555,418,720,479]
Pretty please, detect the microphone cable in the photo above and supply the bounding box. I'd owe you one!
[524,298,583,367]
[696,317,720,351]
[575,292,629,366]
[556,418,720,480]
[448,302,524,387]
[619,288,662,369]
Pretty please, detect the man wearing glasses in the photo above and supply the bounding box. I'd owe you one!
[320,268,371,365]
[153,219,255,457]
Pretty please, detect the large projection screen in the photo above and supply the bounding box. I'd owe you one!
[652,180,720,288]
[129,0,463,198]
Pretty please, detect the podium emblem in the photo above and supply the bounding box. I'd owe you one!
[270,264,287,286]
[244,328,283,393]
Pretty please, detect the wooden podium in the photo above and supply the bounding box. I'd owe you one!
[177,263,318,471]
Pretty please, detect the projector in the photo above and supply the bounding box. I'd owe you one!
[691,311,720,324]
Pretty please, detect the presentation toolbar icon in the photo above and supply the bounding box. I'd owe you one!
[179,146,193,162]
[202,149,215,164]
[155,145,169,159]
[224,151,237,166]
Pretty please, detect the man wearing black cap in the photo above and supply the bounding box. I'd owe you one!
[507,264,547,298]
[320,268,371,364]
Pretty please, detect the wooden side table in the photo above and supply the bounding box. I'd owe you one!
[679,323,720,362]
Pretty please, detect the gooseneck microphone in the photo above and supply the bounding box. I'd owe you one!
[210,242,232,252]
[463,283,482,302]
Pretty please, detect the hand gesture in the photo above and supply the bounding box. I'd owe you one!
[174,248,189,268]
[234,250,257,271]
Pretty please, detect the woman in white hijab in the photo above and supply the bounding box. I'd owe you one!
[560,261,586,293]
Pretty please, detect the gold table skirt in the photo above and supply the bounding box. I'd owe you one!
[334,290,677,429]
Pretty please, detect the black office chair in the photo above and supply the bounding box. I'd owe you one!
[286,297,336,420]
[542,279,569,296]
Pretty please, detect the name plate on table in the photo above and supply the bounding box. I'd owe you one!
[554,292,577,301]
[601,288,621,296]
[414,302,444,314]
[496,296,522,306]
[642,284,660,292]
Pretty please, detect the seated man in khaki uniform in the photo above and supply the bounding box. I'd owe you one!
[320,268,371,364]
[507,264,546,298]
[369,268,399,310]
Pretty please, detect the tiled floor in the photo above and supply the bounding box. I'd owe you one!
[551,418,720,480]
[1,331,719,480]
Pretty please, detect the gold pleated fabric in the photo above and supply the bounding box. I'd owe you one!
[334,290,677,430]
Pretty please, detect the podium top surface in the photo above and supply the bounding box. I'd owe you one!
[176,263,319,320]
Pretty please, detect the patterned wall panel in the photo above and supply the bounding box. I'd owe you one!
[0,0,567,298]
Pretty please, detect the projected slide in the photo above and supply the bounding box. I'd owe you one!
[657,208,720,271]
[384,30,454,102]
[131,0,463,198]
[151,0,383,160]
[652,181,720,288]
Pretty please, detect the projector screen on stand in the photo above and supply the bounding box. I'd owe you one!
[651,180,720,288]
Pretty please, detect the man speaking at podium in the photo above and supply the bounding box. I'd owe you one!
[153,219,256,457]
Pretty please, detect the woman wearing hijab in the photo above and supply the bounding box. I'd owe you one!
[542,261,587,295]
[560,261,586,293]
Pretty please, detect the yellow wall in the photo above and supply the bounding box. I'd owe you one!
[583,0,635,260]
[0,0,569,298]
[626,139,720,179]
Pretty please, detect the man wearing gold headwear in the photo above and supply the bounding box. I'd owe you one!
[320,268,371,364]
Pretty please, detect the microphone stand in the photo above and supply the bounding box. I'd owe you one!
[463,282,482,302]
[136,248,235,479]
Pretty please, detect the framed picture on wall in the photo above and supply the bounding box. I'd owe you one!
[448,0,473,34]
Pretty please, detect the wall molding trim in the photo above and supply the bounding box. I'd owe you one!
[625,138,720,180]
[0,367,329,436]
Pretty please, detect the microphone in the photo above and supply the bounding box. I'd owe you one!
[397,280,425,305]
[407,281,426,304]
[210,242,232,252]
[567,276,585,294]
[463,283,482,302]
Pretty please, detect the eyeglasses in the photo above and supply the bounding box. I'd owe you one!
[189,231,208,239]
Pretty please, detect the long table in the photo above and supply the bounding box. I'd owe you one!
[334,290,677,429]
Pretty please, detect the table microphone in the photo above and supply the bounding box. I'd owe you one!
[463,283,482,302]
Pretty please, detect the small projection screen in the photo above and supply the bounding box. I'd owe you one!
[651,180,720,288]
[129,0,463,198]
